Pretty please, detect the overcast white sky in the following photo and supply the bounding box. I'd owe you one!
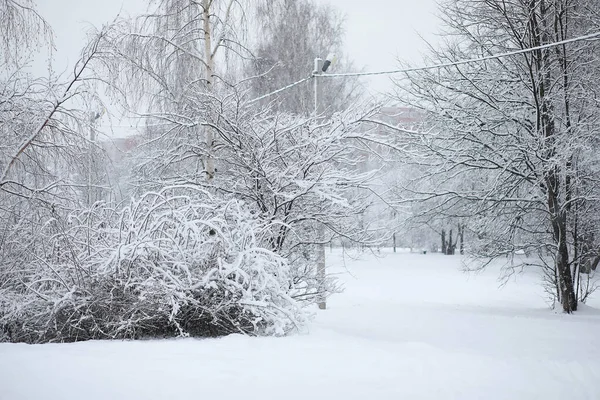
[36,0,441,93]
[321,0,440,92]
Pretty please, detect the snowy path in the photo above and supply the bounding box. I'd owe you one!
[2,251,600,399]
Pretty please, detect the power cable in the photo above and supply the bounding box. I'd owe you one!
[247,30,600,102]
[321,31,600,78]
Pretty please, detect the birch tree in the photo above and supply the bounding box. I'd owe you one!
[100,0,250,182]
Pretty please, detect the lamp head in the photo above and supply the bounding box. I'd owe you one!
[322,53,337,72]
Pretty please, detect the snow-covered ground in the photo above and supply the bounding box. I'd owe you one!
[2,250,600,400]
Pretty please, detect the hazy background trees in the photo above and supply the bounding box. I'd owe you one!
[248,0,361,116]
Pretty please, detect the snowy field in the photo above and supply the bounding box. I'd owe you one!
[2,250,600,400]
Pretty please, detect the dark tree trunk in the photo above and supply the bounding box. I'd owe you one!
[441,229,447,254]
[545,135,577,312]
[458,224,464,255]
[555,224,577,313]
[545,130,577,312]
[592,256,600,272]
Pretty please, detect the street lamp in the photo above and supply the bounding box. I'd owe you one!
[312,53,336,310]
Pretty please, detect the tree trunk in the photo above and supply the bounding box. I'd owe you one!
[458,224,464,255]
[441,229,446,254]
[555,227,577,312]
[448,229,454,255]
[545,129,576,312]
[203,0,215,180]
[592,256,600,271]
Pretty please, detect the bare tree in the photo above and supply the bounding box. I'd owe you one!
[0,1,106,243]
[383,0,600,312]
[0,1,125,341]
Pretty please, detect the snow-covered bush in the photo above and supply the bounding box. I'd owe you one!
[122,97,380,304]
[0,186,308,343]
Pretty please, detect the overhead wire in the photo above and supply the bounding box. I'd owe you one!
[320,30,600,78]
[247,75,312,104]
[247,30,600,102]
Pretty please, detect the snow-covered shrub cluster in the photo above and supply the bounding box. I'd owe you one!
[121,95,378,307]
[0,186,308,343]
[0,1,381,344]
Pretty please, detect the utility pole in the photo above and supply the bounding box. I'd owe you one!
[314,57,322,115]
[313,57,327,310]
